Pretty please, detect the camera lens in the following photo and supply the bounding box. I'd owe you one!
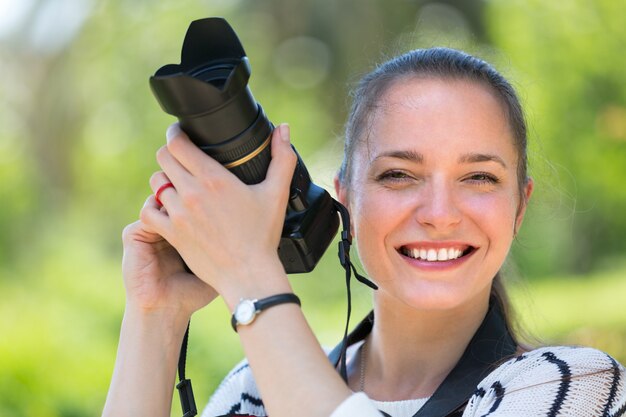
[191,65,232,87]
[150,21,272,184]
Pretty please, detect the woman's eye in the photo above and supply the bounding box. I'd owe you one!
[376,170,412,183]
[466,172,499,185]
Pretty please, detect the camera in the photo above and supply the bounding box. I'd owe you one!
[149,17,339,273]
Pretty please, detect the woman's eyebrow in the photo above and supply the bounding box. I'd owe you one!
[373,150,424,163]
[373,150,507,168]
[458,153,507,168]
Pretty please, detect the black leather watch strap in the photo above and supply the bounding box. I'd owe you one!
[231,293,301,332]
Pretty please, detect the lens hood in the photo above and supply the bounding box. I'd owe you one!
[150,18,261,148]
[182,18,246,68]
[150,18,254,119]
[153,17,246,76]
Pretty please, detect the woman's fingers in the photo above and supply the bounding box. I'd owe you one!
[148,122,297,255]
[149,172,175,205]
[139,193,175,242]
[163,122,297,205]
[155,144,193,188]
[262,123,298,203]
[165,123,231,181]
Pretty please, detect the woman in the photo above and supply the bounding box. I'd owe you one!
[103,48,626,417]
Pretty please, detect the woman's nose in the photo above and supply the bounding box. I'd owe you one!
[414,181,462,231]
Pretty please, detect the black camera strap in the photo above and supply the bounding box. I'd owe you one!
[327,297,518,417]
[177,321,197,417]
[333,200,379,381]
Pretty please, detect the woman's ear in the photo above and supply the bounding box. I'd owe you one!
[334,174,355,237]
[334,174,349,208]
[514,178,534,235]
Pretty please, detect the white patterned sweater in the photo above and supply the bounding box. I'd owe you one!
[202,345,626,417]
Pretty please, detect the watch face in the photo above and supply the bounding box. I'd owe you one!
[234,299,257,325]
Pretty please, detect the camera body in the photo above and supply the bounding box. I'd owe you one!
[149,17,339,273]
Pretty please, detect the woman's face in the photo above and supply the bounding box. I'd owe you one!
[337,77,532,311]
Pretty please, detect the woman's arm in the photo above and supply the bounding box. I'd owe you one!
[102,308,188,417]
[141,123,362,417]
[102,215,217,417]
[221,257,353,417]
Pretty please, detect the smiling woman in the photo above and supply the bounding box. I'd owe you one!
[103,47,625,417]
[340,77,529,317]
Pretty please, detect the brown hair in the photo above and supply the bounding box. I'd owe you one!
[338,47,530,346]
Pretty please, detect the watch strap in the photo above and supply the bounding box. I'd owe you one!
[231,293,301,332]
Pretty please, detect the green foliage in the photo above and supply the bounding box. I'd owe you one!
[486,0,626,274]
[0,0,625,415]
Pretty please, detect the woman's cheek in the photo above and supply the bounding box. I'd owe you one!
[356,190,413,276]
[464,191,517,225]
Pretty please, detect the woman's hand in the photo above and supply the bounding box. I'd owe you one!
[140,123,297,306]
[104,209,218,417]
[126,123,355,417]
[122,211,217,320]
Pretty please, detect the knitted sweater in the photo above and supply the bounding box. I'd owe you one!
[201,345,626,417]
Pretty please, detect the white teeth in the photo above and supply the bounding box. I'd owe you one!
[402,246,468,262]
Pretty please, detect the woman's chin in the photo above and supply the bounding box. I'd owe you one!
[376,280,489,313]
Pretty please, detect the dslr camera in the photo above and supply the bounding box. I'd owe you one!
[150,17,339,273]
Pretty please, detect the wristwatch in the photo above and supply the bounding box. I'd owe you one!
[231,293,301,332]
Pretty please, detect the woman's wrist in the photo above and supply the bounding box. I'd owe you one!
[123,303,192,340]
[103,304,188,417]
[217,257,293,311]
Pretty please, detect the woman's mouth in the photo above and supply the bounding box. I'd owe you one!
[398,245,476,262]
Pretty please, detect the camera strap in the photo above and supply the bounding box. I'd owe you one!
[327,297,518,417]
[177,321,197,417]
[332,200,379,382]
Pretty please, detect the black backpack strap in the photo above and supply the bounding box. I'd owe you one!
[327,299,517,417]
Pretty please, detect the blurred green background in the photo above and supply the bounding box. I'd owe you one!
[0,0,625,415]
